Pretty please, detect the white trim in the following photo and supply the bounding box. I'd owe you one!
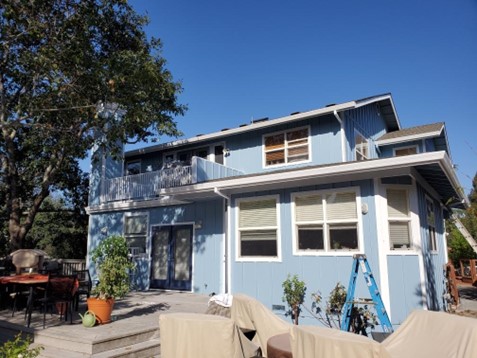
[262,126,311,168]
[374,178,391,318]
[393,145,419,157]
[376,129,443,146]
[123,211,150,257]
[354,129,369,161]
[333,110,347,162]
[425,195,438,254]
[235,194,282,262]
[442,205,449,263]
[290,187,363,256]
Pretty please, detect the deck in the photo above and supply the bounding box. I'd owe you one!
[0,290,209,357]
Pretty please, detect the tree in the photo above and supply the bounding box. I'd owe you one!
[0,0,185,250]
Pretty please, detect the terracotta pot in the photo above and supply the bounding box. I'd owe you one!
[86,297,115,324]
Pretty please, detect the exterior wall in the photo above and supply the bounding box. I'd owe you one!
[229,179,382,326]
[87,199,225,295]
[344,104,388,161]
[225,114,342,174]
[379,140,423,158]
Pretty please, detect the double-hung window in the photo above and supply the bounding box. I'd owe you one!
[426,197,437,252]
[293,190,359,253]
[238,197,279,258]
[264,127,309,167]
[387,188,412,250]
[124,213,148,256]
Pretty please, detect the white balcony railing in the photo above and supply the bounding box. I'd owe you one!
[102,165,192,202]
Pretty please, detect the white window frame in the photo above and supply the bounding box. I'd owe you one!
[393,145,419,157]
[163,142,226,166]
[354,129,369,161]
[235,195,281,262]
[123,212,149,258]
[386,187,415,251]
[425,196,438,253]
[125,160,141,175]
[291,187,364,256]
[262,126,311,168]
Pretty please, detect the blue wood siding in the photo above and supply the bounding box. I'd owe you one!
[230,179,382,326]
[387,255,422,325]
[193,157,243,182]
[344,104,388,161]
[225,115,342,174]
[379,140,424,158]
[88,199,224,294]
[416,183,447,311]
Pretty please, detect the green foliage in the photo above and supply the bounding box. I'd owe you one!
[1,0,185,250]
[282,274,307,325]
[90,235,134,300]
[0,333,43,358]
[311,282,377,334]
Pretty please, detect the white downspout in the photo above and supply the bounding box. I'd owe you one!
[334,110,347,162]
[214,187,231,293]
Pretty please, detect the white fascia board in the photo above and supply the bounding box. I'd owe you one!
[440,153,470,207]
[375,130,443,146]
[125,102,356,157]
[162,152,453,194]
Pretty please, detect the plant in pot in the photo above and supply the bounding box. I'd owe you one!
[87,235,134,324]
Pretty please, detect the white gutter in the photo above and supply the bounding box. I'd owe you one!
[376,130,443,146]
[334,110,347,162]
[214,188,231,294]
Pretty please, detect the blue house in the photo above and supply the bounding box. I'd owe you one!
[86,93,467,326]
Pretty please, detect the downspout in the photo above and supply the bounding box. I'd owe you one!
[334,110,347,162]
[214,187,230,293]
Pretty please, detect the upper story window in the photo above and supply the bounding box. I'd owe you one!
[264,127,309,167]
[394,146,418,157]
[387,188,412,250]
[125,160,141,175]
[237,196,279,259]
[292,190,360,253]
[426,197,437,252]
[355,130,369,161]
[124,213,148,255]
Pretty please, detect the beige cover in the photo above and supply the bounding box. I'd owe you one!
[291,325,391,358]
[231,294,291,356]
[382,310,477,358]
[159,312,261,358]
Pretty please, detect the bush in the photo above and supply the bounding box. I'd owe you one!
[282,274,307,325]
[0,334,43,358]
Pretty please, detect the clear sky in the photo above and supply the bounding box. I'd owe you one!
[106,0,477,193]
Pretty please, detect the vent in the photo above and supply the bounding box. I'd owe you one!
[196,133,204,137]
[221,128,229,131]
[290,111,301,115]
[252,117,269,124]
[325,103,337,107]
[272,304,286,311]
[239,123,248,127]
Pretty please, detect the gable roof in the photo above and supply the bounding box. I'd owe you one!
[376,122,450,156]
[126,93,400,157]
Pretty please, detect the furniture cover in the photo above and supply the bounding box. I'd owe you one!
[290,325,391,358]
[159,312,261,358]
[382,310,477,358]
[231,294,291,356]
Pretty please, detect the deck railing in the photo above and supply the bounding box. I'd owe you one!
[101,157,243,203]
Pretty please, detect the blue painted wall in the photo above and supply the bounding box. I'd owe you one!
[344,104,388,161]
[379,140,424,158]
[229,179,382,326]
[87,198,225,295]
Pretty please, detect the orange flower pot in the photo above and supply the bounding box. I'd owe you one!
[86,297,115,324]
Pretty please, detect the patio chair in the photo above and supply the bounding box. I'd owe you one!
[159,312,262,358]
[73,269,92,310]
[30,274,77,328]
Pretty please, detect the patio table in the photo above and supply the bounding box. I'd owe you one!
[0,274,48,326]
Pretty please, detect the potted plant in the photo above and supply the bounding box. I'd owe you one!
[87,235,134,324]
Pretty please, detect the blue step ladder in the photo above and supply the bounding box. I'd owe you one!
[340,254,394,333]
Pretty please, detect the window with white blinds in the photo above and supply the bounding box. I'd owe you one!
[238,198,278,257]
[386,188,411,249]
[293,190,359,252]
[124,214,148,255]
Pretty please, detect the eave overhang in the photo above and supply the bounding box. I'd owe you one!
[87,151,467,214]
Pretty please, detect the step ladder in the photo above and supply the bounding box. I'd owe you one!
[340,254,394,333]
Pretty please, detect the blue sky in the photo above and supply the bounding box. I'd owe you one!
[98,0,477,193]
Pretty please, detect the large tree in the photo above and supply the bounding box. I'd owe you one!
[0,0,185,250]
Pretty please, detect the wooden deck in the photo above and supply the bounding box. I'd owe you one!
[0,290,209,357]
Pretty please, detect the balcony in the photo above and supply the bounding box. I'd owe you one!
[101,157,243,203]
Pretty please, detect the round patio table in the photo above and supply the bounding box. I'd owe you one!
[267,332,293,358]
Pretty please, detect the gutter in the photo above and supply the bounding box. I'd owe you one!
[214,188,231,294]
